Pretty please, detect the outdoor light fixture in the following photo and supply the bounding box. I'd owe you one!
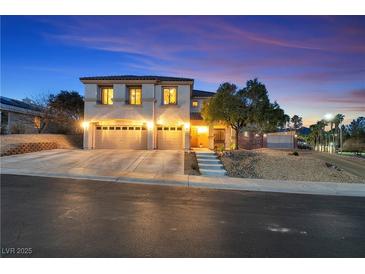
[295,134,298,138]
[81,121,89,129]
[147,121,154,130]
[263,134,267,137]
[184,122,190,130]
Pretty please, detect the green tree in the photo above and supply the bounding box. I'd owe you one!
[347,117,365,137]
[240,78,286,133]
[48,91,84,134]
[201,82,248,150]
[290,115,303,131]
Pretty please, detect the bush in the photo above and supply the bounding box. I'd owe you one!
[288,151,299,156]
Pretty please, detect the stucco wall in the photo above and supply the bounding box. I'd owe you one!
[84,83,190,125]
[190,98,206,113]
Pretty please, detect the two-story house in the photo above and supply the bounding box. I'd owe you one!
[80,75,233,150]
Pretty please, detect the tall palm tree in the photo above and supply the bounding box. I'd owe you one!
[333,114,345,149]
[317,120,327,151]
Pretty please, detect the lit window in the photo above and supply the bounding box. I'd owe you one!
[34,117,41,129]
[163,87,177,105]
[100,87,113,105]
[192,101,199,107]
[129,87,142,105]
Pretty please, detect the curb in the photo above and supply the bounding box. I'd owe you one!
[1,169,365,197]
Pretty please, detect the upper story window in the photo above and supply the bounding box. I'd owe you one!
[192,100,199,107]
[100,86,113,105]
[163,87,177,105]
[128,87,142,105]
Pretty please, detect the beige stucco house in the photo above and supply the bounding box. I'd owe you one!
[80,75,234,150]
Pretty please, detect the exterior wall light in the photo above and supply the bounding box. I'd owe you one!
[184,122,190,130]
[81,121,89,129]
[263,134,267,137]
[147,121,154,130]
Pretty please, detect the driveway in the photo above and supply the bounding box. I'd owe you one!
[0,149,184,177]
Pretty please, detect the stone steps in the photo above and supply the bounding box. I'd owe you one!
[194,150,227,177]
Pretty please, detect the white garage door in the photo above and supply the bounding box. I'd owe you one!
[95,125,147,149]
[157,126,183,150]
[267,135,293,149]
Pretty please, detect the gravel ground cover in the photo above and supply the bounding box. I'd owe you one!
[220,148,365,183]
[184,151,200,175]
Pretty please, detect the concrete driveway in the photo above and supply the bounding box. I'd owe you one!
[0,149,184,178]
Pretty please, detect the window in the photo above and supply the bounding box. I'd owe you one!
[100,87,113,105]
[163,87,177,105]
[34,117,41,129]
[192,100,199,107]
[129,87,142,105]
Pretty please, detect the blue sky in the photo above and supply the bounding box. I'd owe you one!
[1,16,364,125]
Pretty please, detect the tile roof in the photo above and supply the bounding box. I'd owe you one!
[80,75,194,82]
[192,89,216,98]
[0,96,42,112]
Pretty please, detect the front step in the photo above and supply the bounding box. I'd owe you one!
[200,169,227,177]
[193,149,227,177]
[196,155,217,159]
[198,159,221,164]
[199,163,224,170]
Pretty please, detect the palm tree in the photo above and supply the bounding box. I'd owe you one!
[309,124,320,150]
[317,120,327,151]
[333,114,345,150]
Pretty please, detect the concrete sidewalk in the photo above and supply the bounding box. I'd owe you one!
[1,167,365,197]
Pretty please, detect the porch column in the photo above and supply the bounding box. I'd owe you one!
[208,124,214,150]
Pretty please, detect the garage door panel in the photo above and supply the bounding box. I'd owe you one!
[157,127,183,150]
[95,126,147,149]
[267,135,293,149]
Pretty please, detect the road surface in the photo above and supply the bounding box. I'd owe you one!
[1,174,365,257]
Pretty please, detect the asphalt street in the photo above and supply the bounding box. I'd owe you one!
[1,174,365,257]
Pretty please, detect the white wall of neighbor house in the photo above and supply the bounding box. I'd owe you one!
[83,83,191,150]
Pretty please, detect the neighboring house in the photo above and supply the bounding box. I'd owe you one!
[0,96,43,134]
[80,75,234,150]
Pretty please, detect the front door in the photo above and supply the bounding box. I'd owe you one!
[214,129,225,147]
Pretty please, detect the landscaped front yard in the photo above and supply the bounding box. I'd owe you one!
[220,148,365,183]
